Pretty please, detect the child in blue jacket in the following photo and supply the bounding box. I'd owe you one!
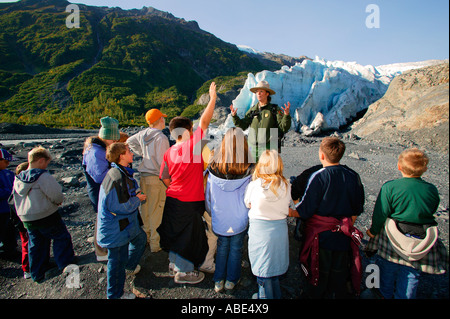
[205,127,254,293]
[97,142,147,299]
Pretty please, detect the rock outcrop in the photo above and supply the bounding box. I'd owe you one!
[350,62,449,153]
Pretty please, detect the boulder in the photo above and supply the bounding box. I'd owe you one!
[350,62,449,153]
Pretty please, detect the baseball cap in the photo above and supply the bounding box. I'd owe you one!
[145,109,167,124]
[0,148,16,161]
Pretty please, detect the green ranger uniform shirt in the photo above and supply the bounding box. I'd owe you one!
[232,103,291,160]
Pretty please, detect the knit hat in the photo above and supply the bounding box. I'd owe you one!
[98,116,120,141]
[385,218,438,261]
[0,148,16,161]
[145,109,167,124]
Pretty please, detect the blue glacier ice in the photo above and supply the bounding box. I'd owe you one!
[220,56,443,135]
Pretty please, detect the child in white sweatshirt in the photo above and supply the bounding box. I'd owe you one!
[244,149,291,299]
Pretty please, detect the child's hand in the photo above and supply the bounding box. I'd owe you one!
[136,192,147,202]
[289,208,299,218]
[366,229,375,238]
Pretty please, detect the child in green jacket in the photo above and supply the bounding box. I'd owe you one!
[366,148,447,299]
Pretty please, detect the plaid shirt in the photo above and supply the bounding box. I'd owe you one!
[364,227,448,275]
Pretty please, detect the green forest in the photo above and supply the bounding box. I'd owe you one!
[0,0,282,128]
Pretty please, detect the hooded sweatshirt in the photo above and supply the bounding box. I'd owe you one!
[205,166,253,236]
[127,128,170,176]
[244,178,291,221]
[13,169,64,222]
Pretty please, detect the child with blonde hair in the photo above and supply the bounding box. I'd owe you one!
[12,146,75,283]
[244,149,291,299]
[366,148,447,299]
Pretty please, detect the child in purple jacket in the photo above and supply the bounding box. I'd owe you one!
[0,148,16,256]
[82,116,120,261]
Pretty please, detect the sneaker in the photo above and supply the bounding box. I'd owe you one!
[126,264,141,276]
[252,292,258,299]
[174,271,205,284]
[23,272,31,279]
[199,263,215,274]
[96,254,108,262]
[214,280,224,293]
[168,263,177,278]
[120,292,136,299]
[225,280,238,291]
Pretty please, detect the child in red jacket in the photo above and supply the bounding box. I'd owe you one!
[9,162,31,279]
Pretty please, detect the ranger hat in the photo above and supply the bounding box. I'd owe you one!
[250,80,276,95]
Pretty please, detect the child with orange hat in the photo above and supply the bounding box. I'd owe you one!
[127,109,170,252]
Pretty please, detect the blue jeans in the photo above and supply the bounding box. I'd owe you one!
[27,216,74,282]
[377,257,421,299]
[106,228,146,299]
[257,276,282,299]
[169,251,194,272]
[214,232,246,284]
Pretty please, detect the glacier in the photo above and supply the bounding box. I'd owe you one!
[220,55,444,135]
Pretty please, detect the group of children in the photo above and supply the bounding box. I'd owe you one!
[0,81,448,299]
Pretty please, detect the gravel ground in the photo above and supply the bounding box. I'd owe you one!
[0,128,448,305]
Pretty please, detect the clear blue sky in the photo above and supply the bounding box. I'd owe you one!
[2,0,449,66]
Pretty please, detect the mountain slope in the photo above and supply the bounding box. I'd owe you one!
[0,0,285,127]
